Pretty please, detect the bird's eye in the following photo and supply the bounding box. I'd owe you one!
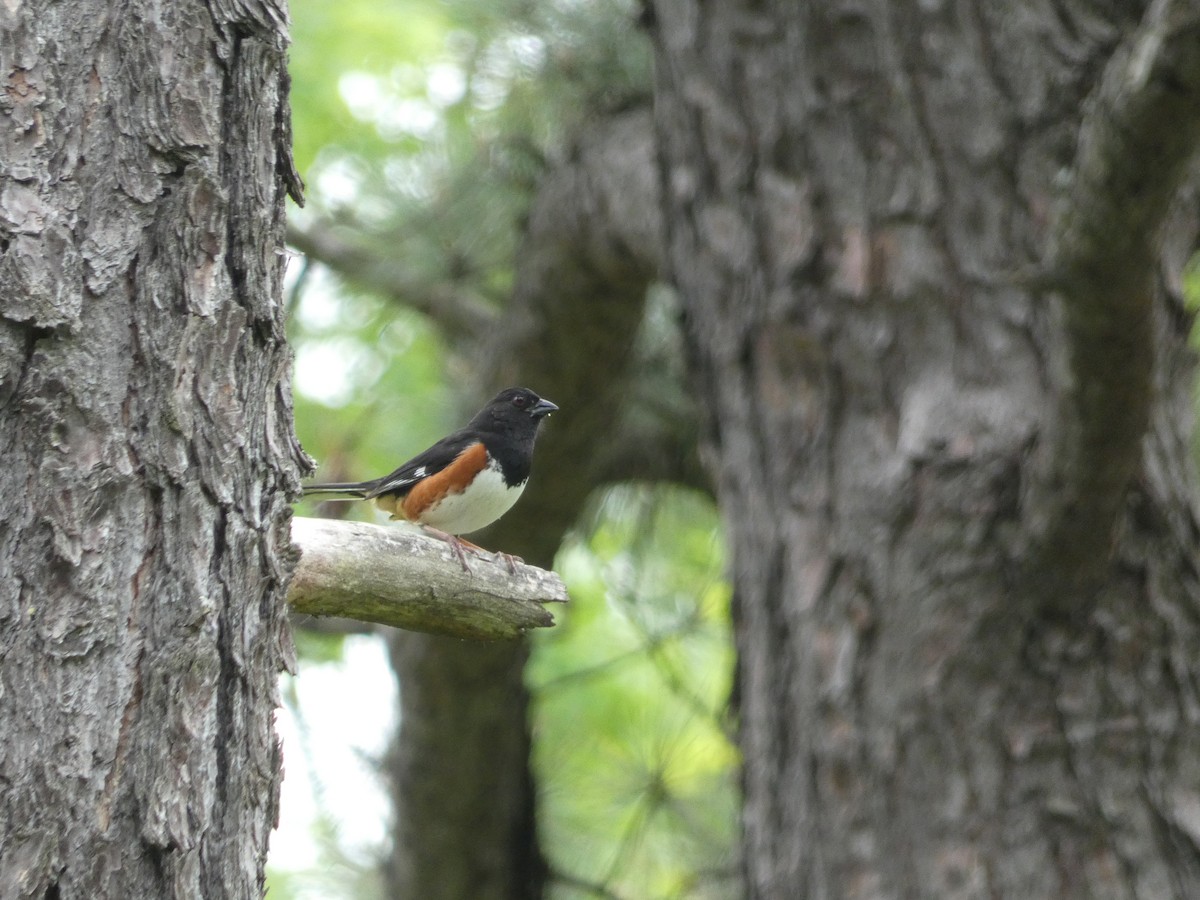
[513,395,528,408]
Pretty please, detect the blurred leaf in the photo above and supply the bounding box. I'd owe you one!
[531,488,739,899]
[1184,251,1200,314]
[289,0,451,174]
[292,628,347,666]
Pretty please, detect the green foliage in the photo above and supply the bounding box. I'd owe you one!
[291,628,347,667]
[289,0,451,174]
[530,488,739,899]
[289,0,651,314]
[290,0,649,176]
[282,0,736,895]
[1184,252,1200,312]
[289,267,451,510]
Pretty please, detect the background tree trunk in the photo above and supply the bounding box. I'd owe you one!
[0,2,302,897]
[380,110,674,900]
[650,0,1200,896]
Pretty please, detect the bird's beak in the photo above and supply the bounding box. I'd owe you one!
[531,398,558,418]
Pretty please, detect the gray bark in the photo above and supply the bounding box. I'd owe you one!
[0,2,303,897]
[650,0,1200,897]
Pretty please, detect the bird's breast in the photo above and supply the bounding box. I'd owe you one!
[411,459,526,535]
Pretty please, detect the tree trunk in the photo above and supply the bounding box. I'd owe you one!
[650,0,1200,897]
[0,2,303,897]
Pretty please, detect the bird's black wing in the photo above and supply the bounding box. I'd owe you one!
[359,428,484,499]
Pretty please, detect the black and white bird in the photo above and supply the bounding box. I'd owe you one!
[304,387,557,569]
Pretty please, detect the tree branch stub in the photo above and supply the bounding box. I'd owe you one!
[288,516,566,641]
[1031,0,1200,603]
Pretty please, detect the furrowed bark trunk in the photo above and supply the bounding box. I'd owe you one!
[0,1,303,896]
[650,0,1200,896]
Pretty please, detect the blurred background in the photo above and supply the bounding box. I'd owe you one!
[272,1,1200,897]
[274,1,736,897]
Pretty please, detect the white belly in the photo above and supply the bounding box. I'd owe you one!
[419,462,526,535]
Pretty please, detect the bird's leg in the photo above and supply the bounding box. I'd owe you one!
[420,526,482,572]
[420,526,523,574]
[446,536,473,572]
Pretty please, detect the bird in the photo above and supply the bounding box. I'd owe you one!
[303,387,558,571]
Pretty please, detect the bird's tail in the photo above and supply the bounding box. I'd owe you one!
[303,482,372,499]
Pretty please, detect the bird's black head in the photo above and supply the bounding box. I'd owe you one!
[487,387,557,419]
[471,387,558,434]
[467,388,556,485]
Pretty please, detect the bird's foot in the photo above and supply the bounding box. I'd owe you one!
[494,551,524,575]
[420,527,522,574]
[419,526,481,572]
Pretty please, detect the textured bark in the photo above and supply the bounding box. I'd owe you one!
[0,2,303,898]
[650,0,1200,897]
